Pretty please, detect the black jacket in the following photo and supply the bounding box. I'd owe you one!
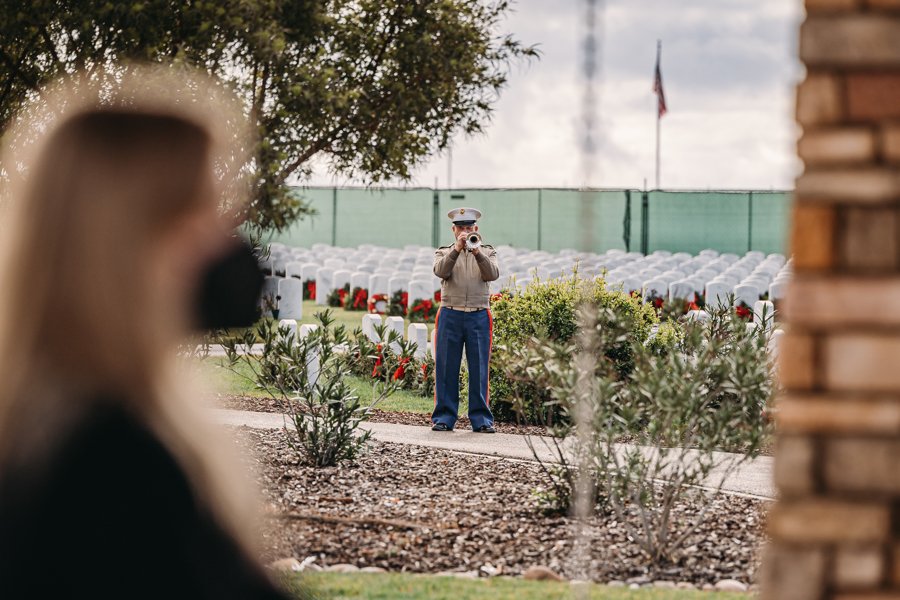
[0,402,291,599]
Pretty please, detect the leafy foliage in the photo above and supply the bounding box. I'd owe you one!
[216,310,416,467]
[489,276,657,423]
[496,301,774,562]
[0,0,537,230]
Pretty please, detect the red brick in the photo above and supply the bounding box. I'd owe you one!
[797,73,844,127]
[774,435,817,496]
[841,208,899,270]
[769,499,890,543]
[848,73,900,121]
[777,332,817,390]
[786,278,900,327]
[799,128,876,165]
[790,204,836,270]
[833,545,884,589]
[795,168,900,203]
[882,124,900,163]
[824,335,900,392]
[807,0,860,9]
[802,16,900,68]
[777,395,900,434]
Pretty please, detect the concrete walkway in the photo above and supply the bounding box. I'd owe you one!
[210,408,775,500]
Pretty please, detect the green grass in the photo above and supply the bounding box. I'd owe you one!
[200,356,442,414]
[283,572,747,600]
[293,300,435,336]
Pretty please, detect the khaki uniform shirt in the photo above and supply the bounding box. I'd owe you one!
[433,244,500,309]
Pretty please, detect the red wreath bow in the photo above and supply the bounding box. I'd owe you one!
[305,280,316,300]
[352,288,368,309]
[736,304,752,320]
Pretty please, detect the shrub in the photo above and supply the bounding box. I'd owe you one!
[489,276,657,423]
[215,310,413,467]
[496,302,774,563]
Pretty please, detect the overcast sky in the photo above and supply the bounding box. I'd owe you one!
[308,0,805,191]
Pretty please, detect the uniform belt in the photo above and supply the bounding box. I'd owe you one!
[443,306,486,312]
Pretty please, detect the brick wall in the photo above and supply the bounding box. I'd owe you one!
[763,1,900,599]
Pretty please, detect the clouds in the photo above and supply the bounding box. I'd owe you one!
[307,0,806,190]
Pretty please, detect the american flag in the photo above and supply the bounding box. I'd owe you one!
[653,42,667,118]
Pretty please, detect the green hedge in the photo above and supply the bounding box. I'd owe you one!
[489,277,659,423]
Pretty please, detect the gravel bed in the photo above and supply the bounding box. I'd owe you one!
[236,427,768,586]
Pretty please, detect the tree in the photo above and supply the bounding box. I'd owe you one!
[0,0,536,230]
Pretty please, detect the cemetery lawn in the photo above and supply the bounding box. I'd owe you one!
[281,571,748,599]
[201,356,440,414]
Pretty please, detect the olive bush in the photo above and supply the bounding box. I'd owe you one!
[496,301,774,563]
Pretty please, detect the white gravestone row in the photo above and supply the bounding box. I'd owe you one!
[260,243,793,325]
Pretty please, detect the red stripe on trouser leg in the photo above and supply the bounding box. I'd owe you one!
[486,309,493,406]
[432,308,441,411]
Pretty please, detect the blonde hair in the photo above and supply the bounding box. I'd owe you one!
[0,65,261,554]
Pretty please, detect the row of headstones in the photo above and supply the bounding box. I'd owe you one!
[261,243,792,318]
[261,243,442,315]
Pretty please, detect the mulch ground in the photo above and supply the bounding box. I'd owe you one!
[236,426,768,586]
[215,394,548,436]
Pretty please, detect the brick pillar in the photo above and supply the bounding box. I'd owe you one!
[763,2,900,599]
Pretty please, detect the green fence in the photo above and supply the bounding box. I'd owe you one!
[269,187,792,255]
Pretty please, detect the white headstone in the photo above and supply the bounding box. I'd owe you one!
[324,258,344,269]
[314,267,334,305]
[669,279,698,302]
[285,261,304,279]
[278,319,298,345]
[408,323,429,359]
[753,300,775,330]
[361,314,383,342]
[299,324,319,390]
[350,272,370,291]
[388,275,410,295]
[769,328,785,360]
[277,278,303,320]
[331,269,353,293]
[301,263,320,281]
[369,273,390,296]
[705,280,732,308]
[385,316,405,353]
[408,280,433,310]
[686,309,710,322]
[261,276,280,316]
[733,283,759,308]
[769,281,788,300]
[642,279,668,301]
[431,326,438,359]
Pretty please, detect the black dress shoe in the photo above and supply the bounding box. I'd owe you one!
[476,425,496,433]
[432,423,451,431]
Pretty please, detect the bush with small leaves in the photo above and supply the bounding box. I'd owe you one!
[215,310,415,467]
[497,302,774,563]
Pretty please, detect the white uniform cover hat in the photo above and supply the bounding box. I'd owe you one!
[447,207,482,224]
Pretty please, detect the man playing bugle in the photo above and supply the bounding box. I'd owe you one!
[431,207,499,433]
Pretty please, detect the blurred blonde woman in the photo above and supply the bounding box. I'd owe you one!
[0,67,289,598]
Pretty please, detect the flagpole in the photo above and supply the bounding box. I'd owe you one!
[655,40,661,190]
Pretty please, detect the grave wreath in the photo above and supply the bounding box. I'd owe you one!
[735,303,752,320]
[327,283,350,308]
[303,279,316,300]
[388,290,408,316]
[348,287,369,311]
[367,293,390,315]
[408,298,436,322]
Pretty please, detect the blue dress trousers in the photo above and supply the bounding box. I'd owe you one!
[432,307,495,430]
